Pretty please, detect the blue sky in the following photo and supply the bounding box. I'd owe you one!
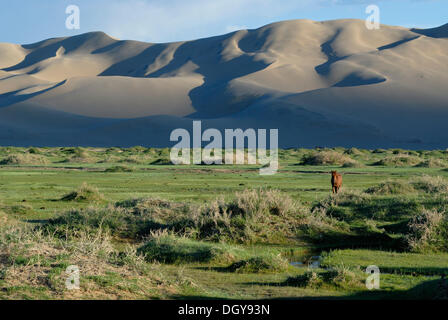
[1,0,446,44]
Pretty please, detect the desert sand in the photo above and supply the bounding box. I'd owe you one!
[0,19,447,148]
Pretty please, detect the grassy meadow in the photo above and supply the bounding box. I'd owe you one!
[0,146,448,299]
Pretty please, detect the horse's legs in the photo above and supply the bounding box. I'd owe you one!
[332,186,336,194]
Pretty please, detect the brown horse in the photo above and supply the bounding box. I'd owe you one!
[331,171,342,194]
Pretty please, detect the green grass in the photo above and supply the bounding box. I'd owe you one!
[1,146,448,299]
[137,233,240,264]
[321,249,448,276]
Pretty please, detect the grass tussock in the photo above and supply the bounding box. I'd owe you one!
[321,189,422,221]
[190,189,307,244]
[285,266,364,289]
[415,158,447,168]
[46,206,130,238]
[61,147,98,163]
[364,175,448,196]
[410,175,448,194]
[373,155,421,167]
[0,221,190,299]
[365,180,415,195]
[47,199,190,240]
[104,165,134,172]
[3,146,448,299]
[137,231,289,273]
[406,208,448,253]
[4,204,34,215]
[344,148,364,156]
[137,231,238,264]
[60,183,105,202]
[118,155,150,164]
[320,249,448,276]
[0,154,49,165]
[48,189,322,245]
[0,210,11,224]
[150,158,174,165]
[309,190,426,249]
[341,160,363,168]
[226,255,289,273]
[301,151,353,166]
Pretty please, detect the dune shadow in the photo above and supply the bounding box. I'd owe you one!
[411,24,448,39]
[5,32,116,72]
[155,38,272,117]
[315,29,345,77]
[377,36,420,51]
[99,43,168,77]
[0,80,66,108]
[332,74,386,87]
[98,32,272,117]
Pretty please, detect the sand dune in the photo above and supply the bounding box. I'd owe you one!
[0,43,27,69]
[0,19,447,148]
[32,75,202,118]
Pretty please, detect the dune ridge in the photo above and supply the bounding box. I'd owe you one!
[0,19,447,148]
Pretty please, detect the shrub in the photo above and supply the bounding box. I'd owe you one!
[190,189,305,243]
[233,189,297,218]
[406,209,448,253]
[27,147,41,154]
[0,154,49,165]
[45,206,129,238]
[128,146,147,153]
[411,175,448,194]
[97,155,121,163]
[6,204,34,215]
[137,231,237,264]
[0,216,185,299]
[60,183,104,202]
[115,197,191,229]
[190,198,251,243]
[226,255,289,273]
[344,148,363,155]
[49,189,333,245]
[285,271,323,288]
[61,147,98,163]
[118,155,148,164]
[312,190,370,220]
[104,165,134,172]
[365,180,415,195]
[285,266,363,289]
[329,191,421,221]
[150,158,174,165]
[301,151,353,166]
[297,205,351,240]
[48,198,192,239]
[342,160,363,168]
[324,266,364,289]
[0,210,10,224]
[373,155,421,167]
[415,159,447,168]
